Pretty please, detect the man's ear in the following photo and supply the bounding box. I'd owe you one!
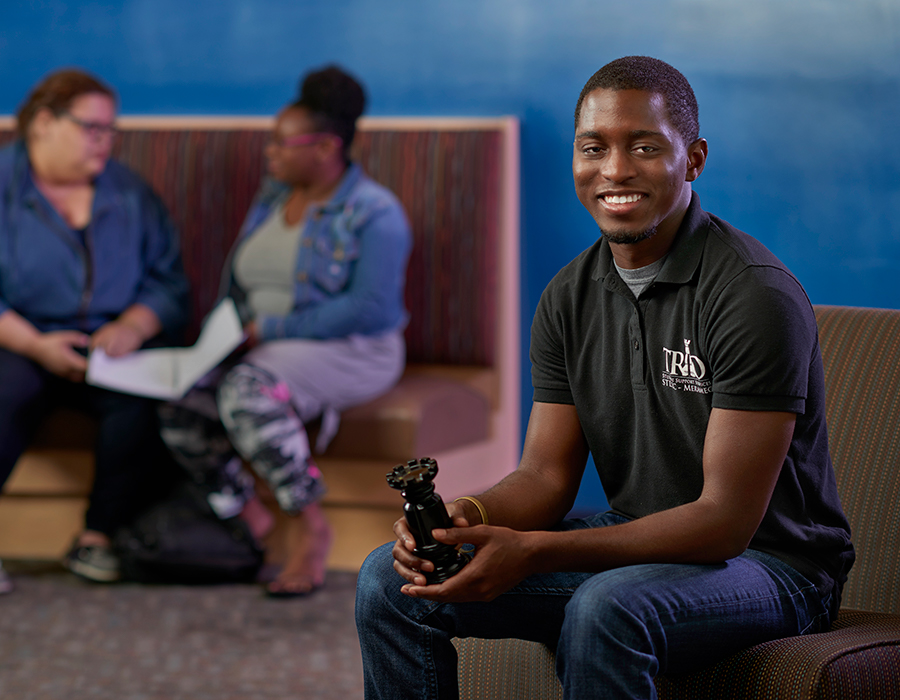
[685,138,708,183]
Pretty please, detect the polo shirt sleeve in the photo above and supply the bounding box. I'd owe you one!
[530,281,576,405]
[704,265,817,414]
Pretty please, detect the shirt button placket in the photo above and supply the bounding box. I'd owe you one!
[630,310,645,386]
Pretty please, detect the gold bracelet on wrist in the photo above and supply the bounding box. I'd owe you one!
[454,496,489,526]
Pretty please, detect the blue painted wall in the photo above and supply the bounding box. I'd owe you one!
[4,1,899,512]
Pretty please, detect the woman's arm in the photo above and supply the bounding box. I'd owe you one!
[0,309,89,381]
[89,303,162,357]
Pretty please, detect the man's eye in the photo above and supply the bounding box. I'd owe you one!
[634,146,657,154]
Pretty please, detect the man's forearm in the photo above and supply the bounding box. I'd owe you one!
[526,495,752,576]
[467,466,583,532]
[461,401,590,532]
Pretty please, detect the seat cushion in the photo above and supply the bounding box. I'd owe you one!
[455,636,562,700]
[656,609,900,700]
[454,609,900,700]
[30,407,98,450]
[318,369,493,462]
[24,365,493,468]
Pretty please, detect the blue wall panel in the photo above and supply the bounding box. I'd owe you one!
[3,0,898,513]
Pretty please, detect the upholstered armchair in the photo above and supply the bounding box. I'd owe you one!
[454,304,900,699]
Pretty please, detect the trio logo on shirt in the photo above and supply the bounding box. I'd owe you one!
[662,339,711,394]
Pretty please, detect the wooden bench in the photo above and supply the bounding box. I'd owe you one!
[0,116,521,571]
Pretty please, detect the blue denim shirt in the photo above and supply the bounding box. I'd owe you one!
[223,163,412,341]
[0,141,189,339]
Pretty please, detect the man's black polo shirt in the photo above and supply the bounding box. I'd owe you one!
[531,193,854,603]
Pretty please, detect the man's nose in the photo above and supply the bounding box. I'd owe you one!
[601,148,636,182]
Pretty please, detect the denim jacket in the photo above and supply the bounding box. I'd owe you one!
[222,163,412,341]
[0,141,189,338]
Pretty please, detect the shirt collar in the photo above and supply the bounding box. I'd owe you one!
[268,161,363,214]
[592,191,710,285]
[315,162,363,212]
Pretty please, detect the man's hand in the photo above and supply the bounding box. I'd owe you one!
[391,500,538,603]
[389,401,590,601]
[391,501,468,586]
[90,320,145,357]
[399,524,537,603]
[28,331,90,381]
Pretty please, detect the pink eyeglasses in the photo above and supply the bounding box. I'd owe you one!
[269,132,340,149]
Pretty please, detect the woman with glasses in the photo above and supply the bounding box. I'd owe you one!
[159,65,412,597]
[0,68,189,590]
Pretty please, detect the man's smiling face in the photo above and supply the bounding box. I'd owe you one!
[573,88,705,248]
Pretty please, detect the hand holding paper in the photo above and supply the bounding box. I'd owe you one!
[86,299,245,399]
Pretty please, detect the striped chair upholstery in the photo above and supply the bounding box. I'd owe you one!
[116,128,502,364]
[0,126,501,363]
[354,130,501,367]
[456,304,900,700]
[0,121,517,569]
[112,129,270,343]
[0,126,501,452]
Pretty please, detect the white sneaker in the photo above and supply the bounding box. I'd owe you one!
[64,543,121,583]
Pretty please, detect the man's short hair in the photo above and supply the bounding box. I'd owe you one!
[574,56,699,145]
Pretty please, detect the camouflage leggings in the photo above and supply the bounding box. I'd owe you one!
[158,363,326,518]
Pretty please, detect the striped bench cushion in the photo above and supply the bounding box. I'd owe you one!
[0,125,503,367]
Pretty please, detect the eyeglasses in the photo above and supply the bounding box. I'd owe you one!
[268,132,339,149]
[63,112,119,139]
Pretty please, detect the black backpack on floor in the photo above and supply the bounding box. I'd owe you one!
[114,481,265,584]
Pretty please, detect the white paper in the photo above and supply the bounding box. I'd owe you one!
[86,298,245,400]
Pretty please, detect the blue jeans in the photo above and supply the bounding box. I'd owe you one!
[355,512,833,700]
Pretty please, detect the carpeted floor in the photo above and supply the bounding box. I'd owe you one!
[0,561,364,700]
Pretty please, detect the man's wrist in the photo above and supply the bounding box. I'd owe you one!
[454,496,489,526]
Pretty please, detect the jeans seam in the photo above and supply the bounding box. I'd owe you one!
[412,600,444,624]
[678,579,823,639]
[507,586,580,595]
[421,623,439,700]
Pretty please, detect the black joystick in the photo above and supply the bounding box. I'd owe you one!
[386,457,470,584]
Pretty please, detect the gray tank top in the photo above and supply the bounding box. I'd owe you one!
[233,203,303,317]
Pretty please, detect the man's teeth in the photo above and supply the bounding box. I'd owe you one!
[604,194,642,204]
